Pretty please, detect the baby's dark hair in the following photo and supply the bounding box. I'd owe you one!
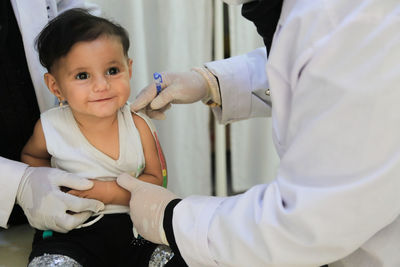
[36,8,130,72]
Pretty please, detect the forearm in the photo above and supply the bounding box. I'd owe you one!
[104,180,131,206]
[138,173,163,187]
[109,174,163,204]
[68,180,130,206]
[20,153,51,167]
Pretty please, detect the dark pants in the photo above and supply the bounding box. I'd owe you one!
[30,214,186,267]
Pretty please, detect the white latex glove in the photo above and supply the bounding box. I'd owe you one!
[117,173,179,245]
[131,71,209,119]
[16,167,105,233]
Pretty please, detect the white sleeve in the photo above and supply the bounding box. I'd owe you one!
[173,3,400,267]
[0,157,28,228]
[56,0,101,16]
[205,47,270,124]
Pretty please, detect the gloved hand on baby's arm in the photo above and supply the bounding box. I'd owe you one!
[117,173,180,245]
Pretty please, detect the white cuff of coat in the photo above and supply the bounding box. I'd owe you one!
[0,157,28,228]
[205,56,252,125]
[205,47,268,124]
[173,195,226,267]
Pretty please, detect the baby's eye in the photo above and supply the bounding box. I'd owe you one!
[106,67,120,75]
[76,72,90,80]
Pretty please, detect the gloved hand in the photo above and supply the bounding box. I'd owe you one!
[117,173,179,245]
[16,167,105,233]
[131,71,209,119]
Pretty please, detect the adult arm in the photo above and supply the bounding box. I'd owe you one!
[0,157,104,232]
[56,0,101,16]
[0,158,29,228]
[131,48,269,123]
[167,2,400,266]
[205,47,270,124]
[123,2,400,266]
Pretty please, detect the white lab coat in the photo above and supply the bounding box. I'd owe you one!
[173,0,400,266]
[0,0,99,228]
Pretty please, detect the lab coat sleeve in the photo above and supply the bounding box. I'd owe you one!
[0,157,28,228]
[205,47,270,124]
[172,3,400,266]
[56,0,101,16]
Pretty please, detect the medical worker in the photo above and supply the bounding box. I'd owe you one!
[119,0,400,266]
[0,0,104,232]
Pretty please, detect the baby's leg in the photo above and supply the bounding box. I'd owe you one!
[148,245,175,266]
[28,254,82,267]
[29,221,108,266]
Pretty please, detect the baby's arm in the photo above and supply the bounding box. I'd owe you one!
[68,179,130,205]
[22,120,130,205]
[132,113,164,186]
[21,119,51,167]
[68,113,164,206]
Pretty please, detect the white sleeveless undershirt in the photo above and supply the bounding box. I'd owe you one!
[41,103,145,217]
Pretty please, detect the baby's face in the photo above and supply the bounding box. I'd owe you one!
[51,36,132,121]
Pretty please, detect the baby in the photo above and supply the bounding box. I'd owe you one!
[21,8,171,267]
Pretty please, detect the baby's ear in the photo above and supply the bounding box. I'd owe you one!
[44,73,64,100]
[128,58,133,78]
